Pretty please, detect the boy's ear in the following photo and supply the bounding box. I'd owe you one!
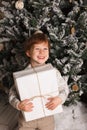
[26,51,30,57]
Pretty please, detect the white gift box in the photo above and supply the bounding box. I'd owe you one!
[13,64,63,121]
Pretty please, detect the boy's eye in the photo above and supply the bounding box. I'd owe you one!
[34,47,48,51]
[43,48,48,50]
[34,48,40,50]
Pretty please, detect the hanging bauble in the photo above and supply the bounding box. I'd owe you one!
[71,26,75,35]
[69,0,72,3]
[72,84,79,92]
[0,43,4,51]
[15,0,24,10]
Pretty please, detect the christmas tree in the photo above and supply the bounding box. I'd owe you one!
[0,0,87,105]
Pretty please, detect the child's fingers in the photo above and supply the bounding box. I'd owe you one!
[47,97,53,101]
[45,102,55,110]
[21,102,34,111]
[21,99,30,104]
[23,103,34,112]
[18,99,34,111]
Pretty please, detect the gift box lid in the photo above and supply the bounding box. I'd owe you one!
[13,63,54,78]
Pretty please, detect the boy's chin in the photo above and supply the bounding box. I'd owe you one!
[37,62,46,66]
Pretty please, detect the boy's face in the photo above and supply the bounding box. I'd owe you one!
[26,42,49,67]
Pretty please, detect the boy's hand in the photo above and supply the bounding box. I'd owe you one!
[45,96,62,110]
[18,99,34,112]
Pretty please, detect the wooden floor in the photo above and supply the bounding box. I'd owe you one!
[0,92,19,130]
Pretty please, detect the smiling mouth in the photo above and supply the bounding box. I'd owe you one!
[37,56,45,59]
[38,57,45,59]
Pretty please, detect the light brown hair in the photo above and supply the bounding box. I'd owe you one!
[24,32,50,52]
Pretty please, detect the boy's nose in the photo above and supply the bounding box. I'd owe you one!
[39,49,44,54]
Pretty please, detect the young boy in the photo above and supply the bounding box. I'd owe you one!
[9,31,69,130]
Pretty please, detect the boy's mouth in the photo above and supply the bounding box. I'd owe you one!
[38,56,45,59]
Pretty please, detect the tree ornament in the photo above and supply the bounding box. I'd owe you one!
[0,43,4,51]
[15,0,24,10]
[71,26,75,35]
[69,0,72,3]
[72,84,79,92]
[34,30,43,34]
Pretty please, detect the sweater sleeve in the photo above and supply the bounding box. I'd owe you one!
[56,69,69,104]
[9,85,20,110]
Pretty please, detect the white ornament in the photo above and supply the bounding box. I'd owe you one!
[15,0,24,10]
